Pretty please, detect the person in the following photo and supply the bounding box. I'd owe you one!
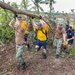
[65,21,69,32]
[21,16,30,49]
[70,24,74,31]
[9,16,27,70]
[66,26,74,45]
[53,24,67,58]
[32,16,49,59]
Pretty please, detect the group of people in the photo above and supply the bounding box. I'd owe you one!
[9,15,75,70]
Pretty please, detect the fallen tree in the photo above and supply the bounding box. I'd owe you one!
[0,1,54,34]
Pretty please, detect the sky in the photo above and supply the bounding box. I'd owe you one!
[4,0,75,13]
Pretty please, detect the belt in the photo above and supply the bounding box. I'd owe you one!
[17,43,25,46]
[56,38,60,39]
[55,37,62,39]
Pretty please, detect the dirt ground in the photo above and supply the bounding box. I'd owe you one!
[0,42,75,75]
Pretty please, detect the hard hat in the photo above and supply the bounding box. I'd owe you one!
[70,25,74,29]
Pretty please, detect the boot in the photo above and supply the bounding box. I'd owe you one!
[42,52,47,59]
[21,62,26,70]
[55,54,59,59]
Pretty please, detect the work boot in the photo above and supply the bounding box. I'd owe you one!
[65,51,70,54]
[42,52,47,59]
[55,54,59,59]
[27,44,30,50]
[21,62,26,70]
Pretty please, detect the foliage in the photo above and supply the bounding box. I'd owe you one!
[0,2,17,44]
[31,0,44,14]
[7,2,18,8]
[69,47,75,56]
[20,0,31,11]
[0,24,14,44]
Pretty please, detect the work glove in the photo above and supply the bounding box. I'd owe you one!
[39,15,42,19]
[32,17,35,19]
[14,14,18,19]
[63,41,67,46]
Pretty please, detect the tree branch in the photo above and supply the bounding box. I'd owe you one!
[0,1,54,34]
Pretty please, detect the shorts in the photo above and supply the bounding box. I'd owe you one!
[68,40,74,45]
[35,40,47,49]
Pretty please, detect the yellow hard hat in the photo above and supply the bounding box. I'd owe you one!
[70,25,74,29]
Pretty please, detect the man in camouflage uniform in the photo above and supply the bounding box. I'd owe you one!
[53,24,67,58]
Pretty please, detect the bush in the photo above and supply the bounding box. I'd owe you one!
[69,47,75,56]
[0,24,14,44]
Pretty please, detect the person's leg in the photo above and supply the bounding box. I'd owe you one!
[53,38,57,48]
[56,38,63,58]
[41,41,47,59]
[24,34,30,49]
[16,45,26,69]
[35,40,41,52]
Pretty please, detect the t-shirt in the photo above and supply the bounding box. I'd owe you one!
[35,24,49,41]
[67,30,74,39]
[21,20,28,34]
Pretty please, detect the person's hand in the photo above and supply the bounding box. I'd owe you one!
[39,15,42,19]
[63,41,67,46]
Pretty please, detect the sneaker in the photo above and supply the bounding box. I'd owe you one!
[42,52,47,59]
[21,62,26,70]
[55,54,59,59]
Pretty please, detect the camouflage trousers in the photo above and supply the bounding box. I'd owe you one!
[53,38,63,55]
[16,44,26,65]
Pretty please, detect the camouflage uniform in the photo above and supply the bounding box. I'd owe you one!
[53,38,63,55]
[16,44,26,65]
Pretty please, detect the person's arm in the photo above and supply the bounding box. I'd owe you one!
[63,29,67,46]
[69,36,74,40]
[40,19,46,25]
[68,31,74,40]
[32,19,37,27]
[9,18,15,30]
[63,30,67,42]
[32,19,37,31]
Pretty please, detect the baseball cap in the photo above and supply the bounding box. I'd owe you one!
[38,23,42,28]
